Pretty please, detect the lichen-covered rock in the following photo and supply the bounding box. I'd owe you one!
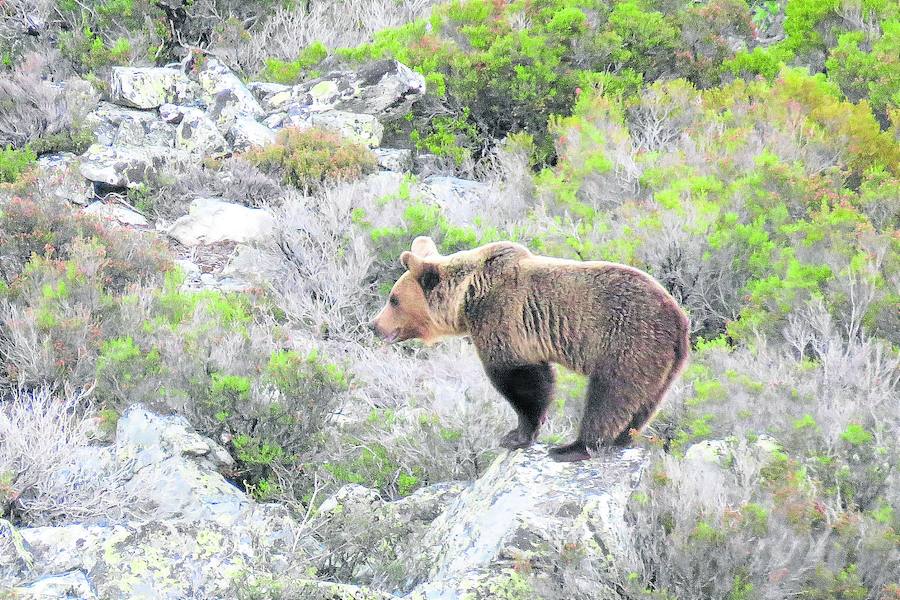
[109,67,197,109]
[247,81,289,102]
[85,102,176,147]
[5,513,302,599]
[227,118,276,151]
[10,570,96,599]
[78,144,164,188]
[0,405,313,600]
[114,405,243,524]
[283,109,384,148]
[404,444,648,599]
[196,57,265,130]
[83,201,149,227]
[261,60,425,120]
[166,197,275,246]
[36,152,93,205]
[175,108,229,156]
[374,148,413,172]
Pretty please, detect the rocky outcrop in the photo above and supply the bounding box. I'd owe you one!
[78,144,183,188]
[109,67,197,109]
[173,107,229,156]
[256,59,425,118]
[166,197,275,246]
[0,406,314,599]
[83,201,149,227]
[197,57,266,129]
[403,444,647,599]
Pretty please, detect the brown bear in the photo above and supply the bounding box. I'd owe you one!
[369,236,690,462]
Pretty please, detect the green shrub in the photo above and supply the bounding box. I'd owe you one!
[262,42,328,84]
[245,127,377,193]
[0,146,36,183]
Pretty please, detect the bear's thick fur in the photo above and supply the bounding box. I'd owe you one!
[370,236,690,462]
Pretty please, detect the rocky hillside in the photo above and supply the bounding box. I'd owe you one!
[1,0,898,598]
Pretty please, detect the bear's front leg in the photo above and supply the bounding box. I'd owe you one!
[485,363,555,450]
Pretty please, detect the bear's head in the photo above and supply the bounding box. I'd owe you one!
[369,236,463,345]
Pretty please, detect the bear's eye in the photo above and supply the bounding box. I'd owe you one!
[389,295,399,307]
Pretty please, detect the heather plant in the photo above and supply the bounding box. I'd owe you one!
[0,53,98,153]
[245,127,378,194]
[0,385,139,525]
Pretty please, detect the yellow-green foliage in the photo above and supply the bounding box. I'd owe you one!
[245,127,377,192]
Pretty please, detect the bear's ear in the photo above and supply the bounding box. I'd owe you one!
[400,250,420,272]
[410,236,439,257]
[400,251,440,294]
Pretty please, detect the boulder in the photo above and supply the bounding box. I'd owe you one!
[227,118,276,152]
[196,57,265,129]
[36,152,93,205]
[420,176,492,225]
[166,197,275,246]
[85,102,176,147]
[404,444,648,599]
[83,201,149,227]
[78,144,165,188]
[0,405,314,599]
[175,108,229,156]
[109,67,197,109]
[261,60,425,120]
[374,148,413,172]
[283,109,384,148]
[247,81,290,102]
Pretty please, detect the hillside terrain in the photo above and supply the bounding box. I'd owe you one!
[0,0,898,598]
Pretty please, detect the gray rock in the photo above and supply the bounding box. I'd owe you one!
[85,103,175,147]
[78,144,164,188]
[283,109,384,148]
[220,244,279,285]
[158,103,184,124]
[227,118,276,152]
[247,81,289,102]
[405,444,648,599]
[175,108,229,156]
[374,148,413,172]
[263,60,425,120]
[166,197,275,246]
[83,201,149,227]
[420,176,492,225]
[109,67,197,109]
[115,406,243,524]
[10,569,97,599]
[36,152,93,205]
[197,57,265,130]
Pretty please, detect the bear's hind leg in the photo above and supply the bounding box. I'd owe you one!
[612,403,659,446]
[486,363,554,450]
[550,375,636,462]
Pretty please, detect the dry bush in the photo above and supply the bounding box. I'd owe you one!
[626,79,702,154]
[216,0,438,75]
[142,157,281,218]
[0,385,138,526]
[264,186,377,342]
[0,53,98,152]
